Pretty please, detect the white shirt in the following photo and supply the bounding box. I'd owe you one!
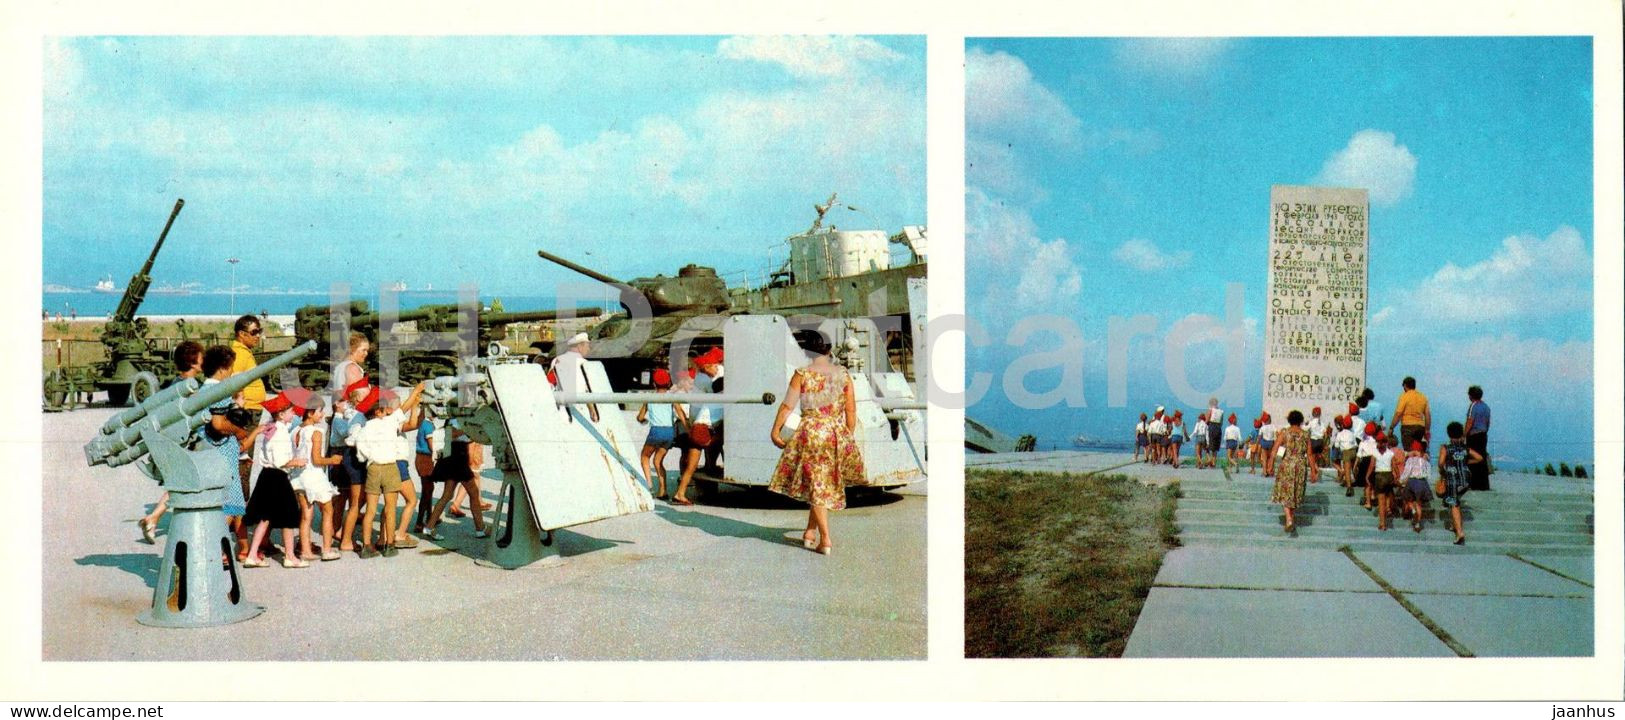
[550,349,588,395]
[1335,428,1358,451]
[353,410,409,464]
[1357,435,1378,459]
[692,367,725,425]
[1193,419,1208,437]
[1207,406,1223,424]
[1224,423,1242,442]
[253,419,297,469]
[1372,448,1396,472]
[1148,418,1166,436]
[1306,417,1324,438]
[1259,423,1278,442]
[1135,421,1146,435]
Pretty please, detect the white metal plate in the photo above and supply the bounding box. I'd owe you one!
[487,362,652,531]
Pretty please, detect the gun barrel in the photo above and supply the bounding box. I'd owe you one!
[87,341,318,467]
[536,250,626,286]
[553,391,776,406]
[484,307,603,325]
[351,306,440,328]
[112,198,184,324]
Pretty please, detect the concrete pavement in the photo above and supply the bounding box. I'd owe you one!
[47,408,926,661]
[968,450,1595,658]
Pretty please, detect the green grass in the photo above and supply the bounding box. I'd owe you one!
[965,470,1180,658]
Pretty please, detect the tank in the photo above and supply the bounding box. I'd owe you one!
[44,198,186,408]
[536,249,731,389]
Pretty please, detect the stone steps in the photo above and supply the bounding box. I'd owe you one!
[1172,470,1594,557]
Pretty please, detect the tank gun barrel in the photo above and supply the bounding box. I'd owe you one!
[111,198,184,324]
[536,249,627,286]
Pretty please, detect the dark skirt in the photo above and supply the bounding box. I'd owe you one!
[245,467,301,529]
[430,442,475,484]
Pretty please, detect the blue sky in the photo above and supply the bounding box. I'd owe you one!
[966,37,1594,466]
[43,36,924,295]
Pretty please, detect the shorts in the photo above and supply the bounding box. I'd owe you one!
[1402,476,1433,503]
[414,453,437,482]
[1371,470,1395,493]
[396,459,410,482]
[645,425,675,449]
[1154,435,1168,446]
[365,462,404,495]
[1310,440,1325,455]
[1224,439,1237,451]
[1136,434,1148,448]
[1260,439,1275,452]
[330,447,364,488]
[1329,447,1341,463]
[689,423,715,448]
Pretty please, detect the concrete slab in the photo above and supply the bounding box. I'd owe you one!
[1153,547,1380,592]
[1519,554,1595,586]
[1408,594,1592,657]
[1123,586,1455,658]
[1354,552,1591,597]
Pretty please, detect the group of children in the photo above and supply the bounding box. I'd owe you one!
[141,338,490,567]
[1132,404,1232,470]
[1132,401,1484,544]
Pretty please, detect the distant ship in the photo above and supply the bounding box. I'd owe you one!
[93,276,117,293]
[150,282,197,296]
[388,280,408,292]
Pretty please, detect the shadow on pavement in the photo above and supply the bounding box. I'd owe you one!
[695,483,906,510]
[75,553,159,589]
[652,504,795,546]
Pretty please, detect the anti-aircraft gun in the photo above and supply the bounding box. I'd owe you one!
[268,301,601,390]
[44,199,185,409]
[83,340,317,628]
[536,249,733,390]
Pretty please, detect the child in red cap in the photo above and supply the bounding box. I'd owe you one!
[1366,433,1398,530]
[1399,440,1433,532]
[636,367,688,499]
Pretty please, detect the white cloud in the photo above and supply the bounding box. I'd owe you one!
[966,138,1047,202]
[1313,129,1418,206]
[1112,237,1191,271]
[966,186,1082,309]
[717,36,903,78]
[1431,333,1592,385]
[1114,38,1233,77]
[1374,226,1590,327]
[965,48,1081,148]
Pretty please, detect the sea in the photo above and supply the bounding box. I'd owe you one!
[41,291,608,318]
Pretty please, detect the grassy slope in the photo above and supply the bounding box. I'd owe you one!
[965,470,1179,658]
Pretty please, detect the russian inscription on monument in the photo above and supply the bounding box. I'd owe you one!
[1262,185,1369,422]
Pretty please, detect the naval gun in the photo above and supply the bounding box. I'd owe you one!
[537,249,732,390]
[83,340,317,627]
[417,356,773,569]
[270,301,601,390]
[44,199,186,409]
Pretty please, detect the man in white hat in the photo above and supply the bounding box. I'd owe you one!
[549,332,598,421]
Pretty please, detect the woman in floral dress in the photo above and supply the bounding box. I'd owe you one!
[768,329,866,556]
[1270,409,1316,535]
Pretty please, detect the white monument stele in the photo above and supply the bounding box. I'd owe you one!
[1262,185,1369,424]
